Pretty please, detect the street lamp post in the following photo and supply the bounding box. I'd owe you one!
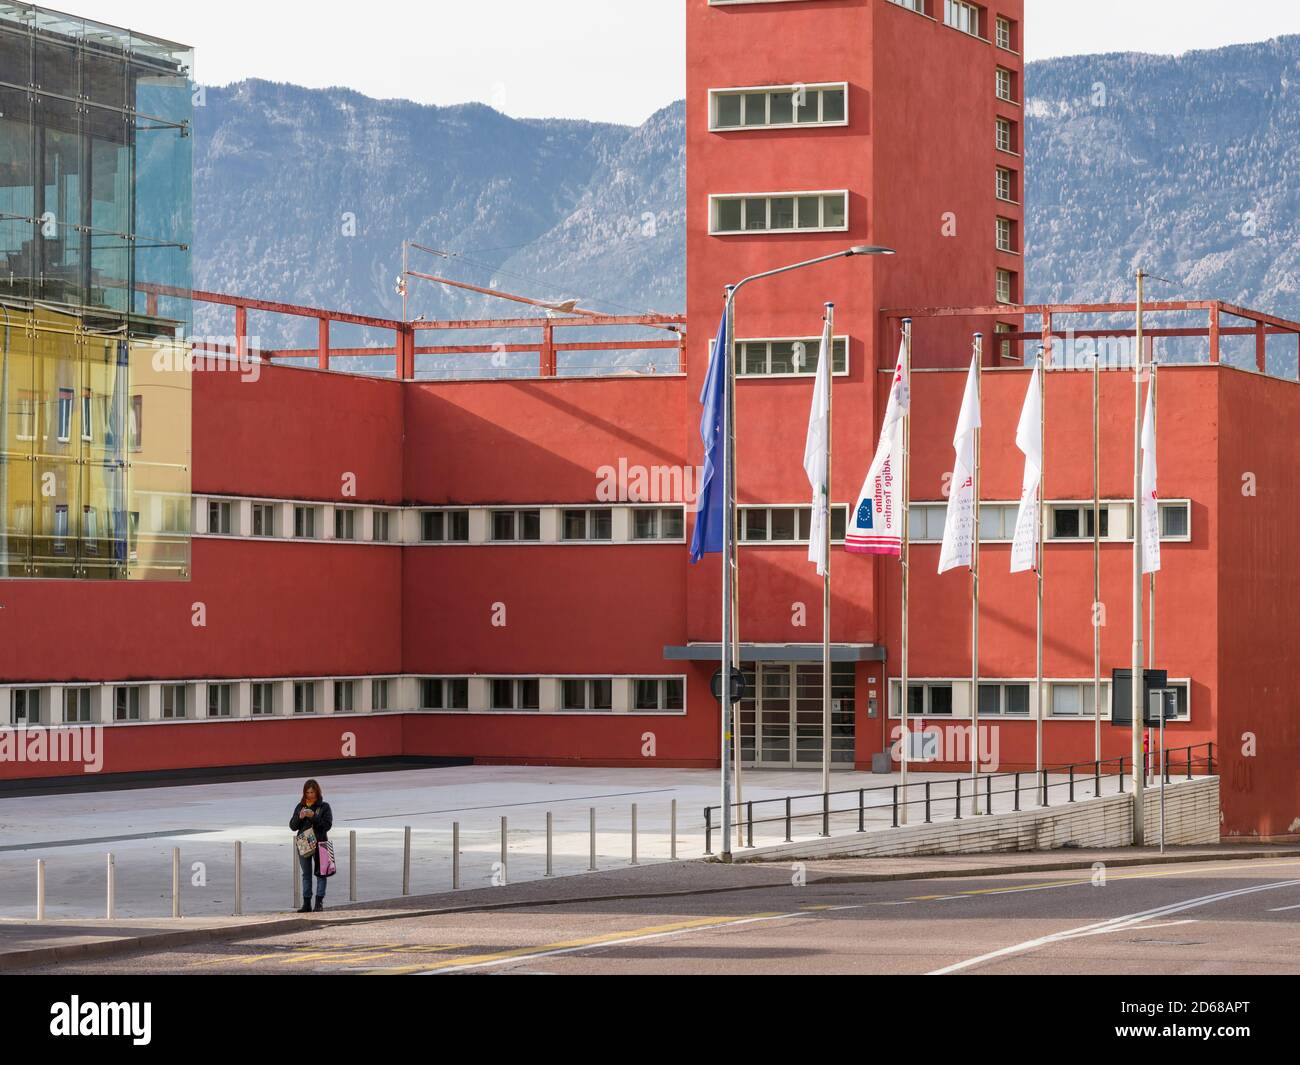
[717,245,895,861]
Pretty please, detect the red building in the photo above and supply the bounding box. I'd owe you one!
[3,1,1299,841]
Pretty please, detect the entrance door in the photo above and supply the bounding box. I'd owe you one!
[739,662,855,768]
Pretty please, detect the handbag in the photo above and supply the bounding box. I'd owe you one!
[295,826,318,857]
[318,839,337,877]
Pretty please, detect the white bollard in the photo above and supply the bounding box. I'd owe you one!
[500,816,508,886]
[106,853,115,920]
[452,822,460,890]
[36,859,45,921]
[234,841,243,917]
[631,803,638,865]
[402,826,412,896]
[349,830,357,903]
[545,811,553,877]
[171,847,181,919]
[292,840,299,907]
[671,799,678,860]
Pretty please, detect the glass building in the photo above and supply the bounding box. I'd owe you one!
[0,3,193,579]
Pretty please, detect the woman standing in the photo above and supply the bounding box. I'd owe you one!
[290,779,334,912]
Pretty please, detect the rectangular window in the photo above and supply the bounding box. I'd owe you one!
[995,322,1016,361]
[371,679,390,711]
[944,0,980,36]
[996,268,1016,304]
[294,506,316,539]
[888,0,926,12]
[252,504,276,537]
[996,15,1015,51]
[561,678,614,712]
[52,504,69,555]
[1051,505,1110,540]
[56,387,74,442]
[81,389,93,442]
[977,682,1031,717]
[737,337,849,377]
[372,511,391,542]
[114,686,141,722]
[251,682,275,717]
[16,393,36,440]
[64,688,92,723]
[996,216,1016,253]
[334,680,355,713]
[633,677,686,712]
[996,66,1016,103]
[129,395,143,451]
[491,509,541,542]
[996,166,1016,202]
[161,684,187,719]
[710,83,848,131]
[561,509,613,542]
[631,507,686,541]
[83,506,99,555]
[293,682,316,715]
[207,501,232,535]
[11,688,41,725]
[490,678,540,711]
[996,116,1015,153]
[710,192,848,235]
[1160,501,1190,538]
[334,507,356,540]
[207,684,232,718]
[421,510,470,542]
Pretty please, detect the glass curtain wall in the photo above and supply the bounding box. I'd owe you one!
[0,3,193,579]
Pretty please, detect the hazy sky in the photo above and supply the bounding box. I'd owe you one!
[68,0,1300,125]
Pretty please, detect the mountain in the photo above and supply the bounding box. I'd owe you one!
[192,81,685,354]
[193,36,1300,367]
[1024,35,1300,337]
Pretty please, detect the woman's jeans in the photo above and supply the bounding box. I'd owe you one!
[299,853,326,899]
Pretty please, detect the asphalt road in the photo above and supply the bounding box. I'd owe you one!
[17,854,1300,975]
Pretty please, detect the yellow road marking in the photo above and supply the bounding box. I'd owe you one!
[907,858,1300,901]
[366,913,794,975]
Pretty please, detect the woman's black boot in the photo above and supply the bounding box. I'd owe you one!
[313,896,325,912]
[298,895,312,913]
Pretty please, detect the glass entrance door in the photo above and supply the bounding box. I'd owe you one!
[739,662,855,768]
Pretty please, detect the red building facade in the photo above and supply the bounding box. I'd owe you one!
[3,1,1299,840]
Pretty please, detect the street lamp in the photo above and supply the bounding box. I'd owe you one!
[717,243,895,861]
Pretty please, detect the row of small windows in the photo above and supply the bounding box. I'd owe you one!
[908,500,1192,543]
[741,505,849,544]
[710,192,847,235]
[740,337,849,377]
[890,679,1190,721]
[8,676,686,722]
[12,390,143,451]
[885,0,1020,53]
[710,83,847,130]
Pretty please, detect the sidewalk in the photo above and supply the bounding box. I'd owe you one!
[4,843,1296,971]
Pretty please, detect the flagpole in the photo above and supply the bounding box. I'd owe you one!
[970,333,982,815]
[1036,343,1045,802]
[1093,337,1101,763]
[899,318,912,824]
[1131,269,1146,844]
[1149,358,1157,671]
[821,303,834,803]
[721,286,736,862]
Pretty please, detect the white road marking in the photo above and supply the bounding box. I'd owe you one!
[929,877,1300,975]
[1267,903,1300,912]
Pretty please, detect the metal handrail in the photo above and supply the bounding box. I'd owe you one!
[703,742,1215,855]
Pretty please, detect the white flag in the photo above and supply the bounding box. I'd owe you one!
[1141,380,1161,574]
[938,353,981,574]
[803,319,833,576]
[847,337,910,556]
[1010,362,1042,574]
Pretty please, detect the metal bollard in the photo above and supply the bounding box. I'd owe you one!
[106,852,116,920]
[858,789,865,833]
[670,799,678,860]
[452,822,460,890]
[704,806,712,856]
[631,804,638,865]
[292,841,300,908]
[1014,772,1021,812]
[500,816,508,885]
[955,778,962,820]
[821,792,830,838]
[925,781,932,824]
[545,812,554,877]
[234,842,242,917]
[892,786,899,829]
[349,830,357,903]
[746,801,754,848]
[36,859,45,922]
[589,807,597,871]
[402,826,412,896]
[171,847,181,919]
[1069,765,1076,803]
[785,796,793,842]
[1040,769,1049,807]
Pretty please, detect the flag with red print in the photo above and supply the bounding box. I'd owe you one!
[938,352,981,574]
[847,337,909,556]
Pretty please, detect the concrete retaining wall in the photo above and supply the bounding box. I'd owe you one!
[734,777,1220,861]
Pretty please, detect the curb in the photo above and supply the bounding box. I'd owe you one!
[6,846,1299,970]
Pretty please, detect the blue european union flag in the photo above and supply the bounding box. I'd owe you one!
[690,311,728,564]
